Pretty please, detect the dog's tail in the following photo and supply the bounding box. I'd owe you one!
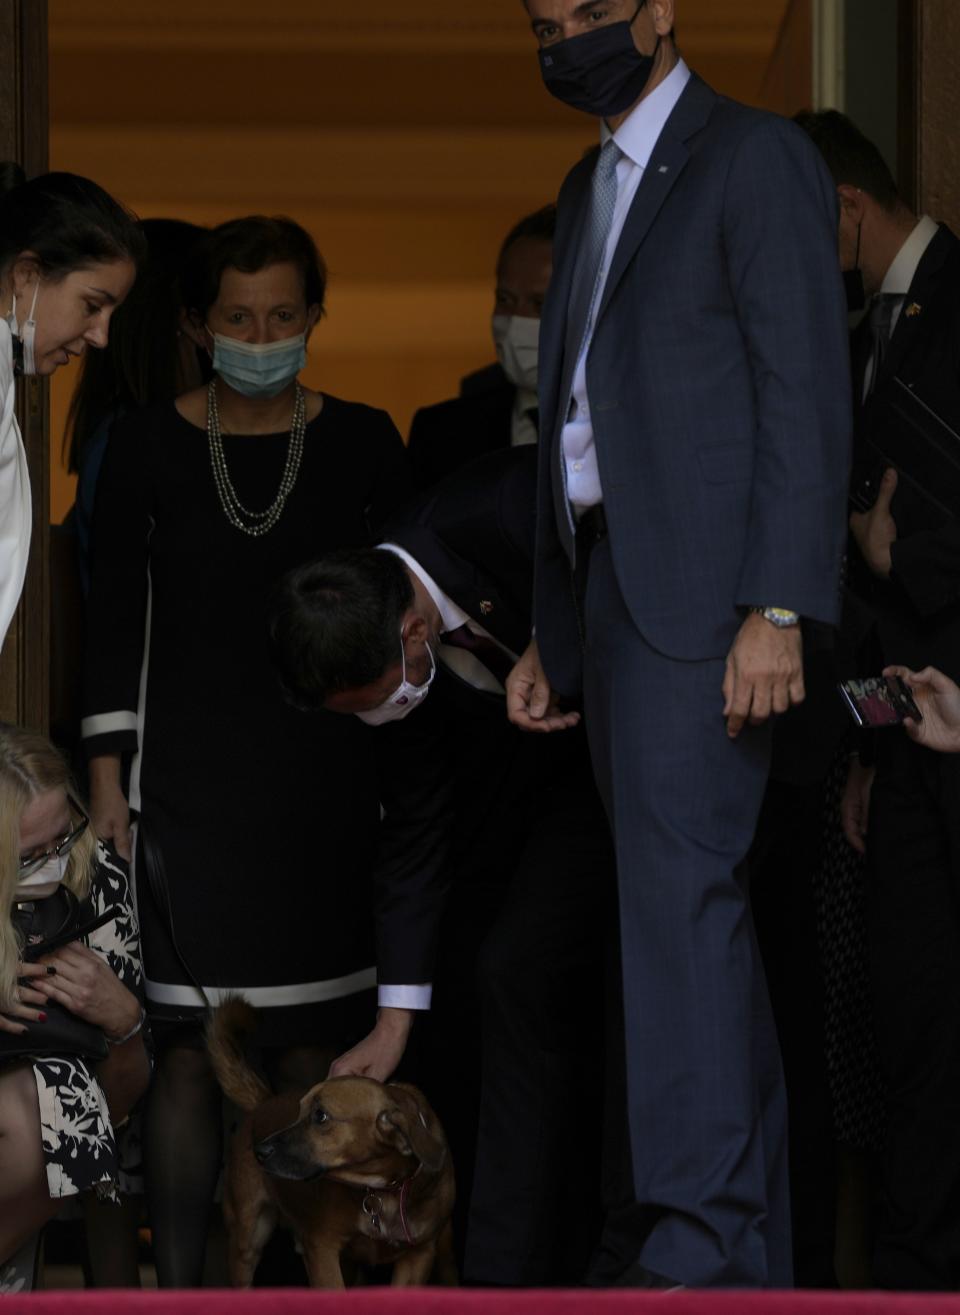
[206,995,270,1112]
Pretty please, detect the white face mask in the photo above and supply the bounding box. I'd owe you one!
[492,314,540,392]
[356,632,436,726]
[16,851,65,894]
[6,282,41,376]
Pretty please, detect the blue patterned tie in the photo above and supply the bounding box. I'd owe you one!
[554,139,622,553]
[565,139,622,375]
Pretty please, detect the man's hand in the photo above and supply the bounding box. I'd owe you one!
[841,757,876,855]
[723,612,804,738]
[328,1007,414,1083]
[506,639,581,734]
[850,467,898,579]
[884,664,960,754]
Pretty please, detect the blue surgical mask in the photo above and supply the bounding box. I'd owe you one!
[355,633,437,726]
[210,331,306,399]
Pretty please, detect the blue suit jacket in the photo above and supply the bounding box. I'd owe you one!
[535,75,852,695]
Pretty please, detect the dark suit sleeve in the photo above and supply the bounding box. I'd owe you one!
[372,698,454,988]
[365,409,415,534]
[722,117,852,625]
[82,416,152,760]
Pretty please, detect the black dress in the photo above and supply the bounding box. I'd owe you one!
[82,395,412,1047]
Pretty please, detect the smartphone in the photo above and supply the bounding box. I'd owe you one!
[838,675,923,729]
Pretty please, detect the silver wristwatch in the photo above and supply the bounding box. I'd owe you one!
[751,606,800,629]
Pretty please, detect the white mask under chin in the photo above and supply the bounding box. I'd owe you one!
[492,314,540,392]
[356,635,436,726]
[6,283,41,376]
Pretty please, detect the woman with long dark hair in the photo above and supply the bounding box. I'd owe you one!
[0,163,143,644]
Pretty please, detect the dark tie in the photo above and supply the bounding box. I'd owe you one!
[441,623,516,689]
[867,293,901,393]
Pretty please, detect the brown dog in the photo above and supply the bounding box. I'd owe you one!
[207,998,457,1288]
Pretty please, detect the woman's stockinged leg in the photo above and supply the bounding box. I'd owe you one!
[0,1064,61,1262]
[144,1044,223,1287]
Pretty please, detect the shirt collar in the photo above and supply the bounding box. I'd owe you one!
[601,58,692,169]
[378,542,469,634]
[879,215,939,298]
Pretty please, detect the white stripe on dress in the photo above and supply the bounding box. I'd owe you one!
[144,965,377,1009]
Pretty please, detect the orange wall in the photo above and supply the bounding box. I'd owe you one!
[47,0,796,523]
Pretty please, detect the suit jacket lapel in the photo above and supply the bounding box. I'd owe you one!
[595,74,716,328]
[882,225,956,382]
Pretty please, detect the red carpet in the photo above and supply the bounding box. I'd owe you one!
[6,1293,960,1313]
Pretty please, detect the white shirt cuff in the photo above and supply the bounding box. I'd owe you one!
[378,983,432,1010]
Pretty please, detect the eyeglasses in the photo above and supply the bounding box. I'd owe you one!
[18,798,90,880]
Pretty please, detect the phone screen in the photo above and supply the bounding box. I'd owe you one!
[839,675,923,729]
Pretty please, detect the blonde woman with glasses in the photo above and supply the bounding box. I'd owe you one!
[0,725,149,1291]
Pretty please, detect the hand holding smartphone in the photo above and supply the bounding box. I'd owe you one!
[839,675,924,729]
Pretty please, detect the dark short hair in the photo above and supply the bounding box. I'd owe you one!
[271,549,414,708]
[793,110,899,211]
[0,164,146,279]
[498,205,557,268]
[181,215,328,320]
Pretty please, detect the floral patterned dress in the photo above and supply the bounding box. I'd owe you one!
[28,842,145,1201]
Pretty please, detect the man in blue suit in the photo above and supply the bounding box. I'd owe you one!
[507,0,852,1289]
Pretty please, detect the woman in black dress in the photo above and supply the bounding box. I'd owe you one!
[83,216,412,1286]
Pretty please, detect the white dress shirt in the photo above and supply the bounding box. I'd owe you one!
[562,59,692,512]
[373,543,520,1011]
[862,214,939,398]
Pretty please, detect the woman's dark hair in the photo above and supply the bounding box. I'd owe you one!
[270,549,414,708]
[65,218,208,474]
[181,215,328,321]
[0,164,146,279]
[793,110,900,211]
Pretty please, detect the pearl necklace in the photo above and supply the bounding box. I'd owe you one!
[206,381,306,537]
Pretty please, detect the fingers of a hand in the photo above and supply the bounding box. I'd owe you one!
[115,827,133,861]
[771,682,791,716]
[726,681,752,737]
[722,661,736,716]
[0,1015,27,1035]
[878,467,898,505]
[788,672,806,706]
[748,682,773,726]
[529,671,554,720]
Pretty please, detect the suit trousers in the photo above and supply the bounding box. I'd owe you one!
[579,536,792,1288]
[867,732,960,1290]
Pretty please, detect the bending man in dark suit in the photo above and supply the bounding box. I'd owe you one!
[800,109,960,1291]
[271,447,614,1286]
[506,0,852,1288]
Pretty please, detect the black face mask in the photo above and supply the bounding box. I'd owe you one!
[844,220,866,312]
[539,3,661,119]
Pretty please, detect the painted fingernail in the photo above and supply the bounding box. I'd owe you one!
[37,1013,47,1023]
[46,966,57,976]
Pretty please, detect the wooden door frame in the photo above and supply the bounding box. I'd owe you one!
[0,0,49,731]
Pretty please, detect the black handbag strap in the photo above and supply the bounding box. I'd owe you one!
[21,906,118,962]
[138,823,212,1010]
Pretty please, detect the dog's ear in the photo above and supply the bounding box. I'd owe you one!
[379,1084,447,1173]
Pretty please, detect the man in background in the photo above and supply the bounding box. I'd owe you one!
[801,108,960,1291]
[408,206,555,487]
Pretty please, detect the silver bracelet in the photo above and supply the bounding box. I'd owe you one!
[108,1006,146,1047]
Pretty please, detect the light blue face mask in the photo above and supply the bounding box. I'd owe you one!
[210,331,306,399]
